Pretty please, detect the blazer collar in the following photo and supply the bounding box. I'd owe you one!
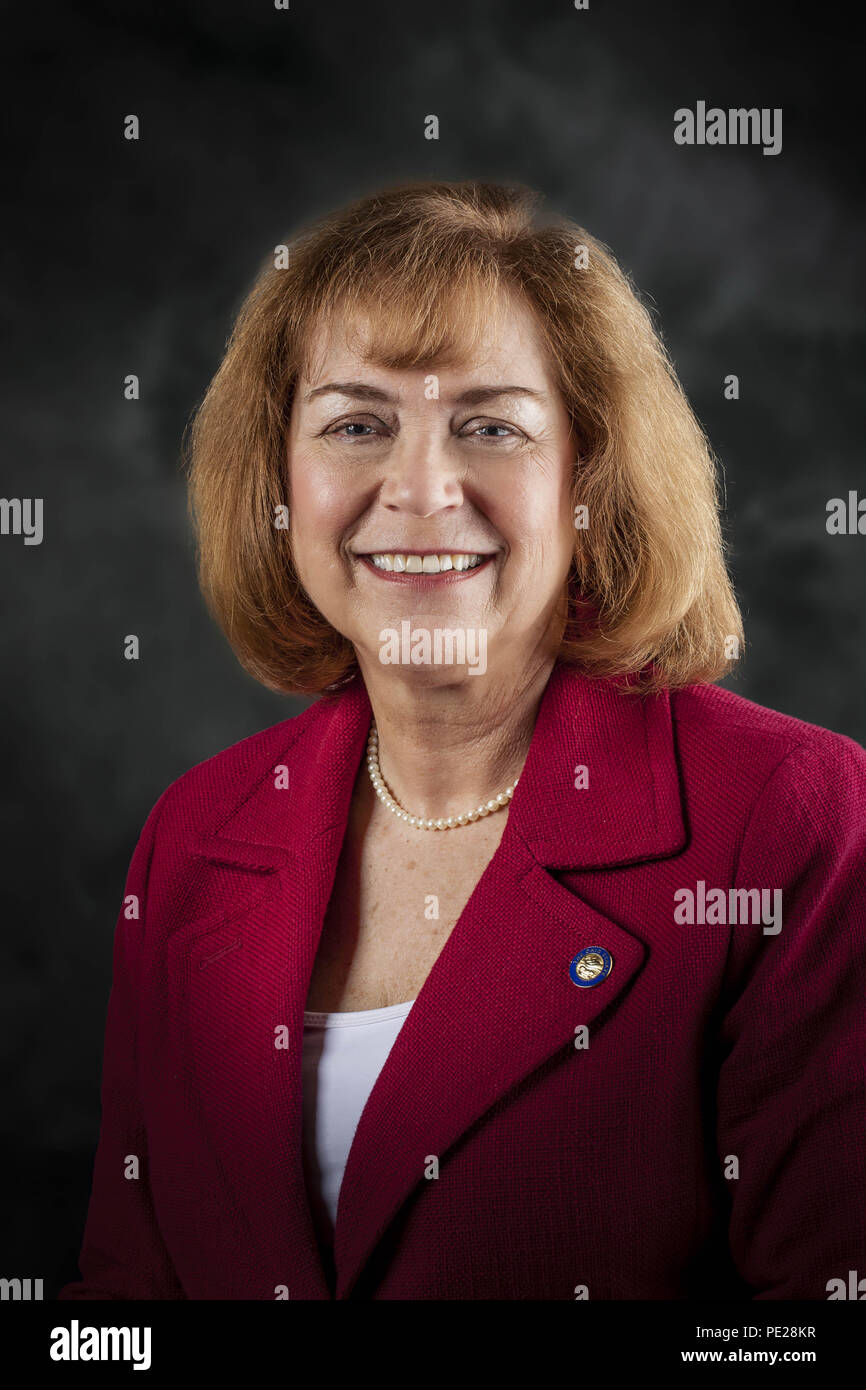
[192,658,687,873]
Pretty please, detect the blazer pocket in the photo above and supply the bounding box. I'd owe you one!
[168,870,282,960]
[198,935,243,970]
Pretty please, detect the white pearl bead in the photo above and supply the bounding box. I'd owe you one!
[366,721,516,830]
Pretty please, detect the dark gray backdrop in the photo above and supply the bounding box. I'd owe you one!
[1,0,862,1294]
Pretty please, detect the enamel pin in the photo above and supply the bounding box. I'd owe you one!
[569,947,613,987]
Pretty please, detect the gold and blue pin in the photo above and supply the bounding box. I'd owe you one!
[569,947,613,987]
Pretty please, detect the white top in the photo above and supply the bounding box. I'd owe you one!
[301,999,415,1249]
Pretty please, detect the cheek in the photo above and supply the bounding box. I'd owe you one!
[483,466,572,563]
[289,454,356,546]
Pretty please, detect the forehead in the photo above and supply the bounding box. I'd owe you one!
[298,286,556,393]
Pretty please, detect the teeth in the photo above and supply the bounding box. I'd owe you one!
[368,552,485,573]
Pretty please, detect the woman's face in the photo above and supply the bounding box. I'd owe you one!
[286,288,577,686]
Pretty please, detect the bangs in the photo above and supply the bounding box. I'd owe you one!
[298,254,514,377]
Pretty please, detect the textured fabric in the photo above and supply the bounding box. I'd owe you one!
[58,659,866,1300]
[302,1001,415,1248]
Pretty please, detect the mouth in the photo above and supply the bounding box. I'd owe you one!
[355,550,496,584]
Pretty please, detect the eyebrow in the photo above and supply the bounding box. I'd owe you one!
[301,381,548,406]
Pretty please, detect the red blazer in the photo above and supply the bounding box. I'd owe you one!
[59,661,866,1300]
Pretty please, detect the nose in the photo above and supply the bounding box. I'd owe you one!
[379,432,464,518]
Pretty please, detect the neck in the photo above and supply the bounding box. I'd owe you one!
[353,650,556,823]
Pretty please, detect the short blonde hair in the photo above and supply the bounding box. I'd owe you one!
[184,179,743,695]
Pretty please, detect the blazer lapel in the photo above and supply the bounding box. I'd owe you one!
[168,679,374,1299]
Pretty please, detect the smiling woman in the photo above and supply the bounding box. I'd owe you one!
[60,180,866,1302]
[284,286,579,741]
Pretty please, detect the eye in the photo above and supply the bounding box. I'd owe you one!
[460,419,524,442]
[324,417,389,440]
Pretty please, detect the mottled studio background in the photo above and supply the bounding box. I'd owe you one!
[1,0,862,1293]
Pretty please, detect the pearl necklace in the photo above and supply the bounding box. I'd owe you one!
[366,720,519,829]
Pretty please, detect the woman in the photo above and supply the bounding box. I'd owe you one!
[60,180,866,1301]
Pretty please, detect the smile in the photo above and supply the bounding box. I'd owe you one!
[355,550,494,583]
[369,552,487,573]
[356,551,495,584]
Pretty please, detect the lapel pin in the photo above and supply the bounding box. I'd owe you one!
[569,947,613,987]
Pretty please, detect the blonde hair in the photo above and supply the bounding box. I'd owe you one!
[184,179,743,695]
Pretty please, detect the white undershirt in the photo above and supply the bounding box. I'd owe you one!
[301,999,415,1249]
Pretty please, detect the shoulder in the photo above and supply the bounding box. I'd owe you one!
[670,679,866,835]
[144,696,335,838]
[672,678,863,760]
